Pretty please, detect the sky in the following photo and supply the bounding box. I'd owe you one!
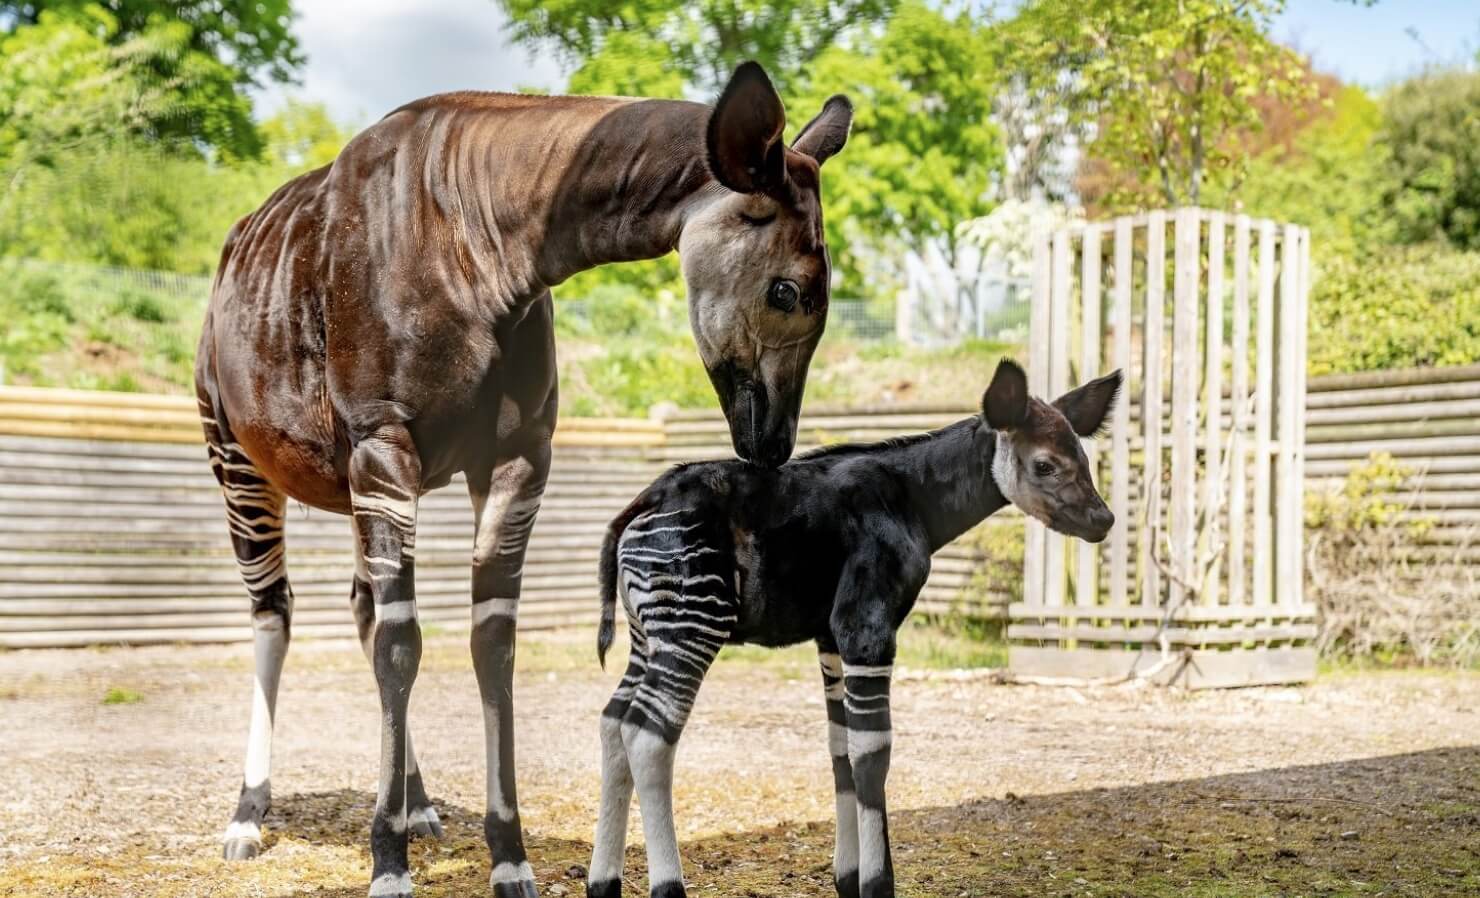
[252,0,1480,126]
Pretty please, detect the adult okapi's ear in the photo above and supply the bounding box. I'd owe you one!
[706,61,787,194]
[792,94,853,165]
[982,359,1030,431]
[1053,369,1123,438]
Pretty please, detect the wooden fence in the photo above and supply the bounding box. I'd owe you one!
[2,363,1477,648]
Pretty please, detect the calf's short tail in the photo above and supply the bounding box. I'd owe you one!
[598,493,654,669]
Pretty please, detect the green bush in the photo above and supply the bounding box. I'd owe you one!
[1308,244,1480,375]
[1379,67,1480,251]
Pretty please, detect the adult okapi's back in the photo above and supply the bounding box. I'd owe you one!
[193,62,854,898]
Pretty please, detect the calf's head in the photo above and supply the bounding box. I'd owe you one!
[680,62,852,468]
[982,359,1122,543]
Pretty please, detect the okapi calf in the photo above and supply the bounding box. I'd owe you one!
[587,359,1121,898]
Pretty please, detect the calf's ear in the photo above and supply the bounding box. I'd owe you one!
[982,359,1029,431]
[1053,370,1123,438]
[707,61,787,194]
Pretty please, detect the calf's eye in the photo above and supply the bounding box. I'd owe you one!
[1033,460,1056,477]
[768,278,800,312]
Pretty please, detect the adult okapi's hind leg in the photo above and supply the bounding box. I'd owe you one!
[349,538,442,838]
[349,422,425,898]
[198,394,294,861]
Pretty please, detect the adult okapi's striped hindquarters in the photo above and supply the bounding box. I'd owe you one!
[195,386,293,861]
[589,507,739,898]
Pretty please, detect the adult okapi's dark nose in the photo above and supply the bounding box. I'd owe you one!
[727,382,796,468]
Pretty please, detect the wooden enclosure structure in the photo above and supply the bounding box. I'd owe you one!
[1010,208,1317,688]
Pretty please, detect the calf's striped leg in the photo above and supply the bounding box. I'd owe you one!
[818,646,860,898]
[469,446,550,898]
[350,542,440,839]
[203,412,293,861]
[351,425,423,898]
[587,627,647,898]
[841,662,894,898]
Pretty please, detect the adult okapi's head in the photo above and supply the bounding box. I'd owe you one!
[981,359,1122,543]
[680,62,853,468]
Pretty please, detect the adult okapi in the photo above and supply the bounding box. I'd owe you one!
[194,62,852,898]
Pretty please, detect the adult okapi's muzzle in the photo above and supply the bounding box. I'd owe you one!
[708,360,805,469]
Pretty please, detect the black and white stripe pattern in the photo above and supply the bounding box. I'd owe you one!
[589,508,736,898]
[200,397,293,862]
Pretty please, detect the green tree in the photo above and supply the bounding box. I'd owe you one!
[790,2,1001,297]
[2,1,304,158]
[498,0,896,96]
[1011,0,1314,208]
[1379,66,1480,250]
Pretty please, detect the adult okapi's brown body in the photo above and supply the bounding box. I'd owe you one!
[195,63,851,898]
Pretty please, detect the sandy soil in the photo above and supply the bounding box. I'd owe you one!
[0,632,1476,897]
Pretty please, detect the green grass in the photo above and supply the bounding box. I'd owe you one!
[101,686,143,705]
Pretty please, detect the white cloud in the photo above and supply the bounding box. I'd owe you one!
[252,0,566,125]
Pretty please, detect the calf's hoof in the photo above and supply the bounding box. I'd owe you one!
[221,821,262,860]
[586,878,621,898]
[490,861,538,898]
[650,881,687,898]
[368,870,414,898]
[408,804,443,839]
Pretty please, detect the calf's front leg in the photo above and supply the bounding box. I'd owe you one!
[818,644,861,898]
[841,660,894,898]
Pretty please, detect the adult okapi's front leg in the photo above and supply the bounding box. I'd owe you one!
[468,436,551,898]
[350,424,424,898]
[350,540,441,839]
[817,643,861,898]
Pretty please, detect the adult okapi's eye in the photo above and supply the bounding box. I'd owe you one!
[1033,460,1056,478]
[739,211,777,227]
[768,278,800,312]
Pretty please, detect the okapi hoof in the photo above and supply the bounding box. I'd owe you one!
[222,820,262,860]
[586,878,621,898]
[368,871,413,898]
[408,804,443,839]
[222,836,261,861]
[490,862,538,898]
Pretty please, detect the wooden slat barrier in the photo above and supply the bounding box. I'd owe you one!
[3,362,1478,648]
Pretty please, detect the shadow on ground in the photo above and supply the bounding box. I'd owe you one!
[260,746,1480,898]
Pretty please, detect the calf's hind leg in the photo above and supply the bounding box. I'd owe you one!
[588,625,648,898]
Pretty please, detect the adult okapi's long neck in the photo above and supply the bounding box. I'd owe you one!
[883,418,1010,552]
[532,99,718,283]
[400,95,718,304]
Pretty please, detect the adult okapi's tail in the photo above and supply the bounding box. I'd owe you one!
[598,492,654,668]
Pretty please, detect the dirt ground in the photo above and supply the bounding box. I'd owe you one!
[0,630,1476,898]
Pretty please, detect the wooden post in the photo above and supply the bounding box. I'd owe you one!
[1202,212,1225,606]
[1278,224,1300,607]
[1170,209,1200,610]
[1297,227,1311,610]
[1025,228,1051,610]
[1078,227,1102,610]
[1045,229,1073,608]
[1140,211,1166,608]
[1109,218,1133,608]
[1228,215,1251,608]
[1252,221,1277,607]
